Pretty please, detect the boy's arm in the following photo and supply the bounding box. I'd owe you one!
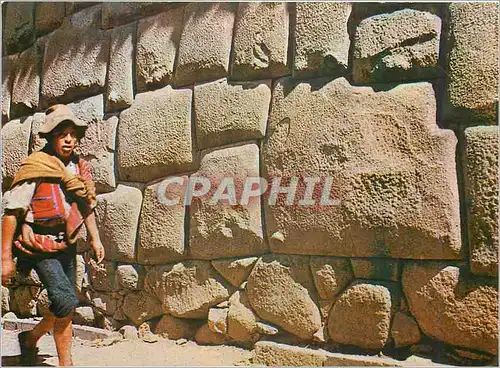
[84,210,105,263]
[2,215,17,285]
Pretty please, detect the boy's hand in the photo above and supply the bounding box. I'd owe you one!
[90,239,105,264]
[2,258,15,286]
[20,223,43,251]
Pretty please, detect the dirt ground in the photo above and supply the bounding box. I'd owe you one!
[2,329,254,367]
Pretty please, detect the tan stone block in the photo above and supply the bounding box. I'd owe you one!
[101,3,173,29]
[328,280,399,350]
[353,9,441,83]
[41,21,109,106]
[231,3,289,80]
[136,7,183,92]
[351,258,400,281]
[211,257,258,288]
[194,323,231,345]
[402,262,498,354]
[154,315,201,340]
[2,55,18,124]
[91,291,119,316]
[247,255,321,340]
[89,260,116,292]
[263,77,462,259]
[11,45,40,117]
[68,4,102,29]
[35,2,65,34]
[30,112,47,152]
[73,306,95,326]
[194,78,271,149]
[294,3,352,79]
[445,3,498,125]
[121,291,163,326]
[391,312,421,348]
[69,94,117,193]
[1,116,32,189]
[3,2,35,55]
[138,177,188,265]
[95,184,142,262]
[175,3,236,86]
[145,261,232,319]
[116,264,145,291]
[464,127,499,276]
[117,86,193,182]
[189,144,267,259]
[106,23,134,112]
[253,341,327,366]
[310,256,353,299]
[227,290,260,344]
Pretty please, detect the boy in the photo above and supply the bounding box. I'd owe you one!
[2,104,105,366]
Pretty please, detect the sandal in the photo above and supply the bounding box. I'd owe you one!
[18,331,39,366]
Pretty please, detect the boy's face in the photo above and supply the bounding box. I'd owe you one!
[52,124,79,159]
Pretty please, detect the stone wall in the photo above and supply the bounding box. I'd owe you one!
[2,2,498,364]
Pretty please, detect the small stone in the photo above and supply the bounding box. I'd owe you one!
[73,306,95,326]
[142,334,159,343]
[256,322,279,336]
[154,315,201,340]
[176,338,188,345]
[212,257,259,288]
[101,332,123,346]
[122,291,163,326]
[195,323,231,345]
[312,325,328,343]
[138,321,153,338]
[253,341,327,366]
[390,312,421,348]
[116,265,144,290]
[310,257,353,299]
[208,308,228,335]
[119,325,139,340]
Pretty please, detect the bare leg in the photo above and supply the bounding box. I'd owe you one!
[53,313,74,366]
[23,314,56,346]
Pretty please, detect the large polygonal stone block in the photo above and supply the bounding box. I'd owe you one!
[328,280,399,350]
[294,3,352,79]
[464,127,499,276]
[263,77,461,259]
[138,176,188,265]
[247,255,321,340]
[11,45,41,117]
[402,262,498,354]
[145,261,233,319]
[117,86,194,182]
[35,2,65,35]
[3,2,35,55]
[1,116,32,190]
[353,9,441,84]
[69,95,117,193]
[445,3,498,125]
[136,7,183,92]
[40,21,109,106]
[194,78,271,150]
[189,144,267,259]
[231,3,290,80]
[106,23,134,112]
[2,55,17,124]
[175,3,236,86]
[95,184,142,263]
[101,3,173,29]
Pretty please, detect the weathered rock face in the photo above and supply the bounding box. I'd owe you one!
[263,77,461,260]
[11,45,40,117]
[193,79,271,150]
[106,23,134,112]
[445,3,499,125]
[211,257,258,288]
[247,255,321,340]
[189,144,267,259]
[464,127,499,276]
[69,94,117,194]
[95,185,142,262]
[101,3,171,29]
[2,55,17,124]
[231,3,289,80]
[328,281,399,350]
[122,291,163,326]
[136,7,183,92]
[353,9,441,84]
[402,262,498,354]
[35,2,65,35]
[194,323,231,345]
[350,259,400,281]
[1,116,32,189]
[3,3,35,55]
[145,261,233,319]
[227,290,260,344]
[116,264,144,291]
[310,256,353,299]
[154,315,201,340]
[40,20,109,106]
[138,177,188,265]
[175,3,236,86]
[391,312,421,348]
[117,86,193,182]
[294,3,352,79]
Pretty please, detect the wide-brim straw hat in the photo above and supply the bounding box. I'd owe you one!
[39,104,87,135]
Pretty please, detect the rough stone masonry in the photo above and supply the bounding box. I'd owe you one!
[2,2,498,365]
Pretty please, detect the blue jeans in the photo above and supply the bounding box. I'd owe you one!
[17,246,79,318]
